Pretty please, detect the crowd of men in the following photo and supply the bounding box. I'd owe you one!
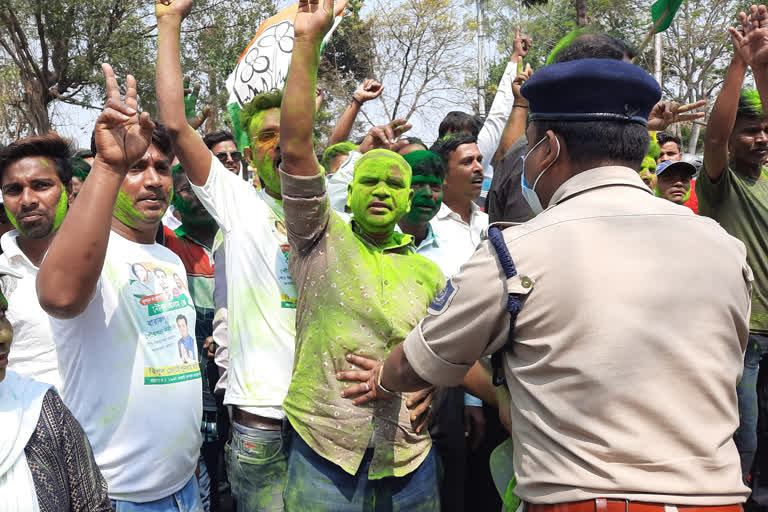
[2,0,768,511]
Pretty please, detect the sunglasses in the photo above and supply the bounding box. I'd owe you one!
[215,151,243,163]
[254,130,279,147]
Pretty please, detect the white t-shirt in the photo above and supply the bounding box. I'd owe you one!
[50,230,202,502]
[0,231,61,390]
[191,157,296,418]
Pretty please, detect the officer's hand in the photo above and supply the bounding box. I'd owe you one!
[464,406,486,451]
[406,386,435,434]
[337,353,397,405]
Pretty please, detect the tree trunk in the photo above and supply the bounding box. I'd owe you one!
[22,81,52,135]
[687,123,701,154]
[574,0,588,26]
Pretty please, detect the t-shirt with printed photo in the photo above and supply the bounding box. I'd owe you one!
[50,230,202,503]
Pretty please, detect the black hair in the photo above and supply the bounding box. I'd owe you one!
[176,314,187,324]
[430,133,478,164]
[75,148,94,159]
[150,122,174,160]
[656,131,682,152]
[438,112,483,139]
[532,120,649,169]
[203,131,237,150]
[554,33,636,63]
[402,136,428,150]
[91,121,173,161]
[0,134,74,186]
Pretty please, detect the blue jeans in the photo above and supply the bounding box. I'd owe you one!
[226,420,289,512]
[111,475,202,511]
[735,333,768,484]
[283,432,440,511]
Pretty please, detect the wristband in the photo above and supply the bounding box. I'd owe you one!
[377,365,401,396]
[352,97,364,107]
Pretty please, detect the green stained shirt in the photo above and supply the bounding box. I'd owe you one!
[279,168,445,479]
[697,166,768,333]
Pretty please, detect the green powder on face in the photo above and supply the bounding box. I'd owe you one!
[113,190,146,229]
[52,185,68,230]
[5,206,20,231]
[4,185,68,233]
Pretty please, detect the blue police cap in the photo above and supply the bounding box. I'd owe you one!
[520,59,662,126]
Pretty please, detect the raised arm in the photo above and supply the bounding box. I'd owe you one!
[281,0,342,176]
[739,5,768,114]
[155,0,212,186]
[492,63,532,166]
[328,79,383,146]
[37,64,154,318]
[704,12,753,181]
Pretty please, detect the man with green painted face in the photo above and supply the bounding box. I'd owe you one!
[277,1,445,508]
[0,134,73,391]
[36,64,203,509]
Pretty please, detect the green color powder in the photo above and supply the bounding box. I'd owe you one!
[113,190,146,229]
[347,149,413,237]
[4,185,68,233]
[52,184,68,230]
[5,206,19,232]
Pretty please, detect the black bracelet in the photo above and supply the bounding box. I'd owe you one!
[513,103,529,109]
[352,97,364,107]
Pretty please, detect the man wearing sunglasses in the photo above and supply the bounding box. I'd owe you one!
[156,1,301,509]
[203,131,243,177]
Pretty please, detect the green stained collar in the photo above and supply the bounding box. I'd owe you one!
[351,220,414,252]
[174,225,213,251]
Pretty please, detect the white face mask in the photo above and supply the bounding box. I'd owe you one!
[520,135,561,215]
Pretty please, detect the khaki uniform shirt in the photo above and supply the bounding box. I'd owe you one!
[404,166,752,504]
[279,168,445,478]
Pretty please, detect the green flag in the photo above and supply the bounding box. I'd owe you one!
[651,0,683,33]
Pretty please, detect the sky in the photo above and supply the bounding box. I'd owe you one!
[51,0,500,149]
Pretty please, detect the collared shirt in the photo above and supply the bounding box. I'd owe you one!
[279,168,445,479]
[191,157,297,419]
[405,166,751,504]
[0,230,61,390]
[430,202,489,277]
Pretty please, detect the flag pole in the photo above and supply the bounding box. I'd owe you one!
[632,9,668,62]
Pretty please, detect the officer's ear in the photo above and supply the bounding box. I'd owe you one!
[539,130,561,169]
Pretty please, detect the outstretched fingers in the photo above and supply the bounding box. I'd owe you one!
[102,63,121,102]
[125,74,139,112]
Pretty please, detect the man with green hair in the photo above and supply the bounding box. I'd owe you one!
[277,1,444,508]
[698,5,768,485]
[0,134,73,391]
[321,141,358,176]
[154,1,303,509]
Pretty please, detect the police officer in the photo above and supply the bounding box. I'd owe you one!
[339,58,752,508]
